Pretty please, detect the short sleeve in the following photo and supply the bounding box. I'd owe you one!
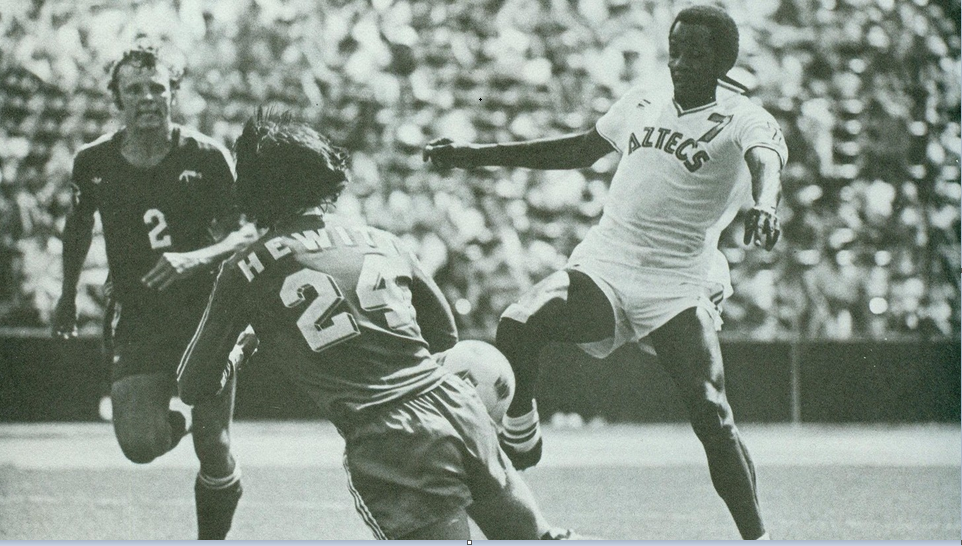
[390,235,458,352]
[595,91,636,153]
[595,86,664,154]
[734,108,789,167]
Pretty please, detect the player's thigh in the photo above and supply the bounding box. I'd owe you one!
[649,305,727,403]
[111,371,174,445]
[343,377,502,539]
[398,509,471,540]
[505,269,615,343]
[467,464,544,540]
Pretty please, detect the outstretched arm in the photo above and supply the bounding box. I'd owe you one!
[423,128,615,171]
[743,146,783,251]
[141,223,259,291]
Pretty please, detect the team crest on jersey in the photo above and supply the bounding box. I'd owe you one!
[91,177,102,185]
[179,170,203,184]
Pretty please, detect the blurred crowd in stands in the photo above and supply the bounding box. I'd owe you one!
[0,0,959,341]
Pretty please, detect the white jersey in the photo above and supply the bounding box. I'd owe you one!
[570,81,788,291]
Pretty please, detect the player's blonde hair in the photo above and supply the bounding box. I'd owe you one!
[107,36,185,109]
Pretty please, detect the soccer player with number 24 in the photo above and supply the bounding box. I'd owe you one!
[177,110,586,540]
[424,6,786,540]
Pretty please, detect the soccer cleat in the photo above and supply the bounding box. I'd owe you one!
[541,528,599,540]
[195,475,243,540]
[499,404,543,470]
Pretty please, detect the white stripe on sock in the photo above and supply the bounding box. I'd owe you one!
[198,464,242,490]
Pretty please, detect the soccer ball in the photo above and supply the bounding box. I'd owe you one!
[438,340,516,423]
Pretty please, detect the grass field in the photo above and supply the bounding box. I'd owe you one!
[0,421,958,541]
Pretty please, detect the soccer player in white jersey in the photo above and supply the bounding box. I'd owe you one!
[423,6,785,540]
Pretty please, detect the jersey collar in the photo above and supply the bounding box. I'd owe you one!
[672,99,717,117]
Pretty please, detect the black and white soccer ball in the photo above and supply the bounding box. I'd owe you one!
[438,340,516,422]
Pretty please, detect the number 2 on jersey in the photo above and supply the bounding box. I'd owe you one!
[280,254,416,353]
[144,209,172,249]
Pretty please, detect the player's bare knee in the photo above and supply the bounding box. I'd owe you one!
[116,428,168,464]
[192,426,231,461]
[688,394,736,443]
[495,316,529,352]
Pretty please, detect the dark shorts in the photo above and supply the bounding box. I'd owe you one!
[105,297,208,383]
[342,375,512,539]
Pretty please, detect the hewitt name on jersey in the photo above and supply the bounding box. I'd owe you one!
[237,226,384,282]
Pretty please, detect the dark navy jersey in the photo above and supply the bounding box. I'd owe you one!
[177,215,459,428]
[70,125,237,308]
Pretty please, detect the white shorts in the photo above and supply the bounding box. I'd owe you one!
[566,256,728,358]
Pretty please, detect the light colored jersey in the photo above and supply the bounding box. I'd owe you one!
[571,81,788,291]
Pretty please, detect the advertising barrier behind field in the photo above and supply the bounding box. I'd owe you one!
[0,336,958,423]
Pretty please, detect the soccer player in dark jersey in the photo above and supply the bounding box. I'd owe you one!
[51,40,257,540]
[176,110,583,540]
[424,6,783,540]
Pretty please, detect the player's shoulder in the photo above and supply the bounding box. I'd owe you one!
[74,131,118,163]
[718,89,778,123]
[174,125,231,157]
[618,81,673,108]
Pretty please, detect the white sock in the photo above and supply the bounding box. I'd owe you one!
[501,401,541,451]
[198,463,242,490]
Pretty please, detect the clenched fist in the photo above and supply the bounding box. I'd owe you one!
[743,206,781,251]
[423,138,480,169]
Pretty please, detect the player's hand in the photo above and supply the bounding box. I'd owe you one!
[743,205,781,251]
[423,138,478,169]
[142,251,206,291]
[227,326,259,372]
[51,297,78,340]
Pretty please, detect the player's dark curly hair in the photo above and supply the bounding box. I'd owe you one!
[107,36,184,109]
[670,5,740,76]
[234,108,350,228]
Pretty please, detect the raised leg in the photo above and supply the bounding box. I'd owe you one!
[495,269,615,469]
[111,372,186,464]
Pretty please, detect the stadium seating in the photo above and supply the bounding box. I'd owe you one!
[0,0,958,341]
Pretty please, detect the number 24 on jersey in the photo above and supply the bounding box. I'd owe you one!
[280,254,416,352]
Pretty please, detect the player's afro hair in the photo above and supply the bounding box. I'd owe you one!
[670,5,740,76]
[234,108,349,227]
[107,36,185,109]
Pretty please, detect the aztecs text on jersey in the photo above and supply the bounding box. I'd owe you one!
[579,82,789,284]
[70,126,236,307]
[178,216,452,428]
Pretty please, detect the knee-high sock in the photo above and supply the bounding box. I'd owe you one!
[196,464,243,540]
